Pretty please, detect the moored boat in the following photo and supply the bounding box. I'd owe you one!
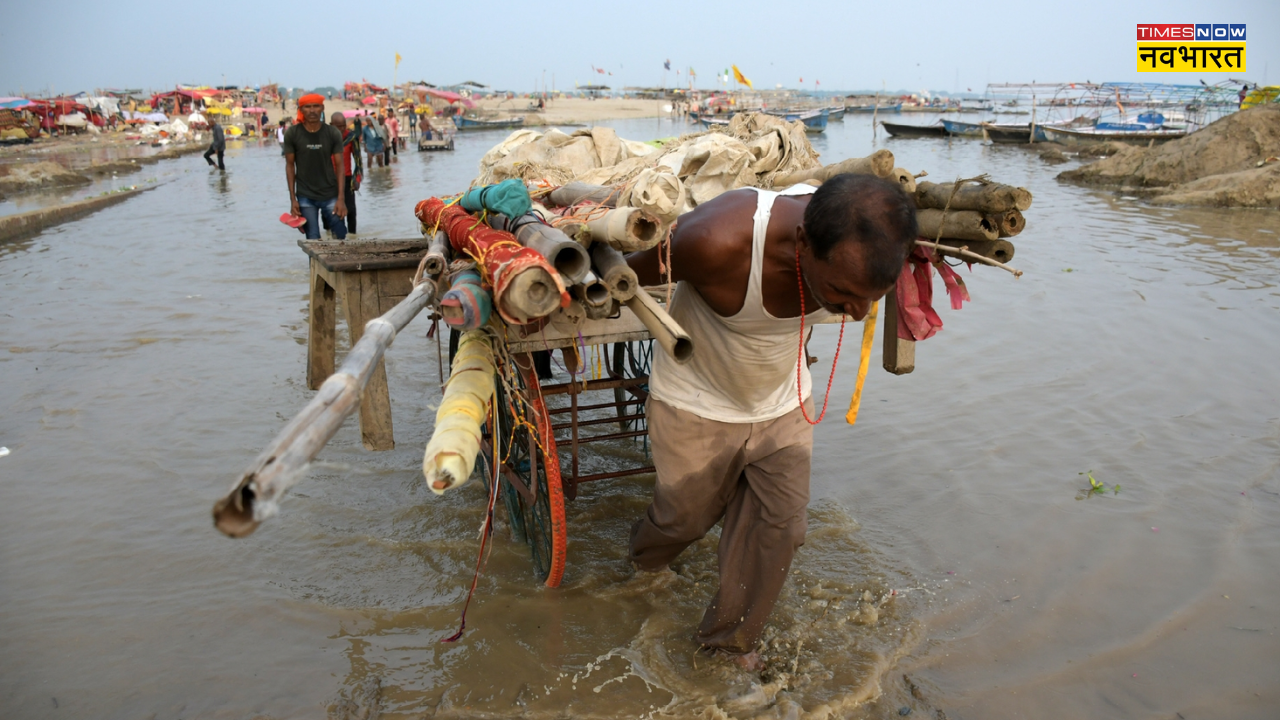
[846,103,901,113]
[882,121,949,138]
[981,123,1050,144]
[941,119,984,137]
[453,115,525,131]
[1040,125,1187,146]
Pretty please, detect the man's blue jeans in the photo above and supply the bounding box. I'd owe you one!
[298,196,347,240]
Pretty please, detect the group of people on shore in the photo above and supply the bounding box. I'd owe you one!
[277,95,424,240]
[202,92,432,240]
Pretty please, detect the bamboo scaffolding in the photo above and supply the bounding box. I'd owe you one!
[213,281,438,538]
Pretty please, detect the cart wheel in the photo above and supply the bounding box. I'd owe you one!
[611,341,653,432]
[490,358,567,587]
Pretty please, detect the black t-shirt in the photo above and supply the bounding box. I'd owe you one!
[283,123,343,201]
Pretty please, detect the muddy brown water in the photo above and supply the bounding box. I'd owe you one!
[2,117,1278,719]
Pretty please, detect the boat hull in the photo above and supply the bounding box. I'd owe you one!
[882,122,949,138]
[452,116,525,131]
[1041,125,1187,146]
[941,119,984,137]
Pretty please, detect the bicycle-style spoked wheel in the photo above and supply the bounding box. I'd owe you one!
[489,356,567,587]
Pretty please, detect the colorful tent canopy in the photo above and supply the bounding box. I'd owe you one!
[424,89,475,108]
[0,97,33,110]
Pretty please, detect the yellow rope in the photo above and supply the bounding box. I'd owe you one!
[845,300,879,425]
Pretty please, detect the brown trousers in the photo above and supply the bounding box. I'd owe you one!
[629,398,813,653]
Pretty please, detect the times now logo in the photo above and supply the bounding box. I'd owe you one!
[1137,24,1246,41]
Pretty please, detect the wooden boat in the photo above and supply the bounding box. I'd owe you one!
[827,106,846,120]
[759,108,828,133]
[697,115,732,128]
[846,103,901,113]
[417,135,455,151]
[797,108,828,133]
[981,123,1049,144]
[1041,125,1187,146]
[882,121,949,138]
[453,115,525,131]
[941,119,984,137]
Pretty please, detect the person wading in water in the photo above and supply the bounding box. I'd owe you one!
[625,174,918,670]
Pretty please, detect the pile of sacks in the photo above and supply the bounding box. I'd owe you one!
[475,113,821,226]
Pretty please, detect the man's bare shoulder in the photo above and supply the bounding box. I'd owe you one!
[672,189,756,273]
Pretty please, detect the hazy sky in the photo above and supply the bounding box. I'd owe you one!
[2,0,1276,95]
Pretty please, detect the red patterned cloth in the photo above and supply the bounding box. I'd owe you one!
[895,245,971,341]
[415,197,568,324]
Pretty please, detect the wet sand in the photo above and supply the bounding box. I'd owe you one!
[1,117,1278,719]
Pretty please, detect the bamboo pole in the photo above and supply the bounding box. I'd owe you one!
[422,230,450,278]
[575,270,613,319]
[589,242,639,302]
[915,180,1032,212]
[769,150,896,187]
[625,289,693,364]
[213,280,438,538]
[988,209,1025,237]
[933,238,1016,264]
[889,167,917,194]
[585,207,662,252]
[488,213,590,283]
[546,182,622,208]
[915,209,1000,241]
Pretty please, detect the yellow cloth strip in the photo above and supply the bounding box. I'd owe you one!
[845,300,878,425]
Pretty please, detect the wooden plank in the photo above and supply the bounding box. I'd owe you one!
[380,294,408,316]
[881,291,915,375]
[306,258,337,391]
[377,268,415,299]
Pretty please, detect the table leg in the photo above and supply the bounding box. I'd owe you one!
[339,271,395,450]
[307,258,336,391]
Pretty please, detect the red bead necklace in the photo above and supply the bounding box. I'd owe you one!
[796,244,845,425]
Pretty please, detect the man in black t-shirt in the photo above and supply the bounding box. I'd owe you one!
[283,93,346,239]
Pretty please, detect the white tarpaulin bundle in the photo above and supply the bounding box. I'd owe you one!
[475,112,822,214]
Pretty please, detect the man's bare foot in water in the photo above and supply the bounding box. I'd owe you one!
[700,647,764,672]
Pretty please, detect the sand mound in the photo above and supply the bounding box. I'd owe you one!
[1058,105,1280,188]
[1147,162,1280,208]
[0,161,90,196]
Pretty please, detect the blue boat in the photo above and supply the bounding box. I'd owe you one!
[775,108,828,133]
[941,119,984,137]
[452,115,525,131]
[697,115,732,128]
[827,106,846,120]
[846,103,901,113]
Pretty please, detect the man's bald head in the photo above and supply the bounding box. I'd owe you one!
[330,112,346,130]
[802,173,918,288]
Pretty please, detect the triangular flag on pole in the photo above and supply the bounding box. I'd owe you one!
[732,65,753,89]
[395,52,402,67]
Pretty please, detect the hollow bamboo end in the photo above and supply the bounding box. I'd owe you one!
[671,338,694,363]
[551,245,589,280]
[212,483,261,538]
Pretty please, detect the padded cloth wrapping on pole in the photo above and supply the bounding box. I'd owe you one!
[423,330,495,494]
[415,197,569,325]
[460,179,532,220]
[440,269,492,330]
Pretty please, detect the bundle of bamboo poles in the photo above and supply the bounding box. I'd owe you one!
[912,178,1032,267]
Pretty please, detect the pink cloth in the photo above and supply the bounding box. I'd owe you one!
[895,245,971,341]
[386,117,400,140]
